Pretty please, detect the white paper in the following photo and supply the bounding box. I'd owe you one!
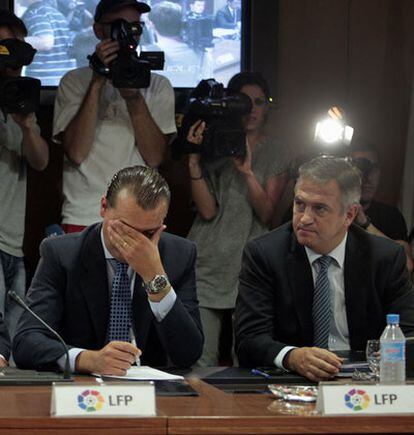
[95,366,184,381]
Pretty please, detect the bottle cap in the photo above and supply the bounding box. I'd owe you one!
[386,313,400,324]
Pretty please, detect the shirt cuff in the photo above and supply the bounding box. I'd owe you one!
[274,346,297,370]
[148,288,177,322]
[0,354,7,363]
[57,347,84,373]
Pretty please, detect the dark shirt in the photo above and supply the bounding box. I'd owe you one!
[365,201,408,241]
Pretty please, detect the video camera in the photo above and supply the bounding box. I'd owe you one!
[0,39,40,114]
[172,79,252,161]
[89,18,164,89]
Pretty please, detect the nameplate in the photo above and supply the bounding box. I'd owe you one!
[51,383,156,417]
[316,382,414,415]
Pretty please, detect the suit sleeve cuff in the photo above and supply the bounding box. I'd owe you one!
[148,288,177,322]
[57,348,84,373]
[274,346,297,370]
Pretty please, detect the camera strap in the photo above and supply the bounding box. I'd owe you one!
[87,53,111,78]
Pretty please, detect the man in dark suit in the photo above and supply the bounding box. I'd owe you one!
[0,314,10,367]
[14,166,203,374]
[235,156,414,382]
[215,0,241,29]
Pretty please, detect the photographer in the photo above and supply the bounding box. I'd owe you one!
[53,0,176,233]
[186,72,288,366]
[351,138,413,272]
[0,10,48,341]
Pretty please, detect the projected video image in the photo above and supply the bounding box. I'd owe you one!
[13,0,243,87]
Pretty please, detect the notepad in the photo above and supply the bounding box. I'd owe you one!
[95,366,184,381]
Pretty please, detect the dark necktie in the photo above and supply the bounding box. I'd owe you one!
[312,255,332,349]
[107,261,131,343]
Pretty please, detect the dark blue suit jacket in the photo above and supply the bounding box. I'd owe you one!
[215,5,241,28]
[0,314,10,361]
[13,224,203,370]
[235,223,414,367]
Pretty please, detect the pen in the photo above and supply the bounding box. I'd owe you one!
[251,368,271,379]
[131,338,141,367]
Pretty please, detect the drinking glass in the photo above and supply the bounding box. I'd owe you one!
[366,339,381,381]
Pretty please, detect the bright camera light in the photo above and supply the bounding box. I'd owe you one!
[314,107,354,147]
[315,119,344,144]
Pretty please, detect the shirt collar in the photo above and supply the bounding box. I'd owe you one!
[100,227,114,260]
[304,232,348,269]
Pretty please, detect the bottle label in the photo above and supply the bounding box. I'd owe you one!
[381,342,405,362]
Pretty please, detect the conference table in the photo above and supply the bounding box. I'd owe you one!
[0,367,413,435]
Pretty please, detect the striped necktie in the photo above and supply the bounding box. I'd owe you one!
[312,255,332,349]
[107,261,131,343]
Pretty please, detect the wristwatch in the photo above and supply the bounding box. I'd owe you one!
[144,274,170,294]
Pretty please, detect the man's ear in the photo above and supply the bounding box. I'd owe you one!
[100,196,108,218]
[345,203,359,228]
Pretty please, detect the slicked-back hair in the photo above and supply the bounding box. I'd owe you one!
[296,156,361,211]
[106,166,171,210]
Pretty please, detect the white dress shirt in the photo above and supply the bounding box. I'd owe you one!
[58,230,176,372]
[274,233,350,369]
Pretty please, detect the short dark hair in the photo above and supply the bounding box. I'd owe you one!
[349,136,379,157]
[106,166,171,210]
[149,1,182,37]
[0,9,28,37]
[227,71,271,100]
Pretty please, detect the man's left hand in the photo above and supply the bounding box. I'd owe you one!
[0,356,8,368]
[108,220,166,282]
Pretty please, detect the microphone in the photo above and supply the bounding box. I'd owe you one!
[9,291,71,380]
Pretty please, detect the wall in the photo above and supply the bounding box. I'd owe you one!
[17,0,414,272]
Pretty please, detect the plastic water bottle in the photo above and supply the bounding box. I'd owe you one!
[380,314,406,384]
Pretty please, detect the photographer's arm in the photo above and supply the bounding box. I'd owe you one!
[61,75,105,165]
[233,143,287,226]
[12,112,48,171]
[61,40,117,165]
[187,121,217,220]
[120,89,168,168]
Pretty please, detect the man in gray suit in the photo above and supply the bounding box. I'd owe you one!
[235,156,414,382]
[14,166,203,375]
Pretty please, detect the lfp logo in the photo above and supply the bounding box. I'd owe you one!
[344,388,370,411]
[78,389,105,412]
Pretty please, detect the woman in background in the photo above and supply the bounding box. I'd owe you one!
[186,72,289,366]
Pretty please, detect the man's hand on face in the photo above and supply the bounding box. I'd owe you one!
[284,347,343,382]
[108,220,166,282]
[76,341,141,375]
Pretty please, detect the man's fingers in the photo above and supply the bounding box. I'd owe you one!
[150,225,166,245]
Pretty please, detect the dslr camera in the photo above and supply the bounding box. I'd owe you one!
[89,18,164,89]
[0,39,40,114]
[173,79,252,161]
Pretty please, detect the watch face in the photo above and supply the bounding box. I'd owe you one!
[148,275,169,293]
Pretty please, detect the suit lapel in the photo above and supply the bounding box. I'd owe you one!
[287,234,314,344]
[344,228,368,349]
[79,224,110,345]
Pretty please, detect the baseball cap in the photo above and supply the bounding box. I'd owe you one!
[0,9,28,37]
[94,0,151,22]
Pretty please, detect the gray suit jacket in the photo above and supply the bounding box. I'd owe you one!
[235,223,414,367]
[13,223,203,370]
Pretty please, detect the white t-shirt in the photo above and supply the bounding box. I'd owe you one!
[0,112,28,257]
[53,67,177,226]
